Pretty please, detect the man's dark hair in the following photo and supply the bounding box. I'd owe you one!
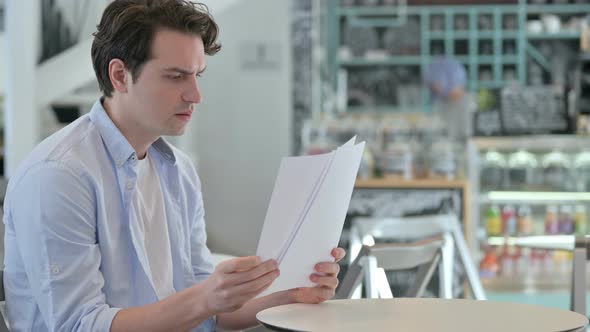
[91,0,221,97]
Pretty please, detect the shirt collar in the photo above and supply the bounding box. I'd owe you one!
[89,98,177,167]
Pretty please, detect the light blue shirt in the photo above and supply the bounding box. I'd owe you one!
[424,57,467,99]
[3,99,215,331]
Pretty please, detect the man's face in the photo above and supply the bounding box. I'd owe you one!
[123,28,206,138]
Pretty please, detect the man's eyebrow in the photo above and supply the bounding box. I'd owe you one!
[163,66,207,75]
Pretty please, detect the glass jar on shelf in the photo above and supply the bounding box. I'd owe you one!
[429,138,459,180]
[355,116,377,179]
[300,118,334,155]
[507,149,540,191]
[380,117,412,151]
[358,148,375,179]
[573,150,590,192]
[415,115,445,178]
[380,140,414,179]
[541,150,572,191]
[379,118,414,179]
[480,150,508,191]
[325,117,344,150]
[336,116,358,145]
[355,116,378,153]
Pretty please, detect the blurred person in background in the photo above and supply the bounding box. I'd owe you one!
[424,56,475,141]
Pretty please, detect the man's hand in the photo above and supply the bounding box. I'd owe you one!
[287,248,346,304]
[201,256,279,315]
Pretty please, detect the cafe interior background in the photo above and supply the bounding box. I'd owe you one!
[3,0,590,316]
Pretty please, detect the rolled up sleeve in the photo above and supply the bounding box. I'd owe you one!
[6,162,121,331]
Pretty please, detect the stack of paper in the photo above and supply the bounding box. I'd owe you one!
[256,137,365,296]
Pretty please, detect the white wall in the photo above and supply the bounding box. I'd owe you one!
[0,34,4,95]
[190,0,292,256]
[1,0,291,256]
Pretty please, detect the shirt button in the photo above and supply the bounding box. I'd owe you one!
[51,265,60,275]
[116,159,123,167]
[126,182,134,190]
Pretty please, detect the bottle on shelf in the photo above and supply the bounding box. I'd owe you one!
[553,250,571,279]
[517,205,534,236]
[545,205,560,235]
[485,205,502,236]
[501,205,517,236]
[530,249,542,277]
[539,250,554,278]
[574,205,587,236]
[558,205,574,235]
[516,247,532,279]
[500,245,515,277]
[479,246,499,279]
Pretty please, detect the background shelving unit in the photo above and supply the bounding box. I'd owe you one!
[467,135,590,304]
[324,0,590,113]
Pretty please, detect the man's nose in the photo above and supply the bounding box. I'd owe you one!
[182,76,202,104]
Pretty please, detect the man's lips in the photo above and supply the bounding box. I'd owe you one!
[175,110,193,121]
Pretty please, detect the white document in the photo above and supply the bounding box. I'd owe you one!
[256,137,365,296]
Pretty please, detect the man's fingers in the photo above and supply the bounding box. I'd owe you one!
[317,287,336,301]
[218,256,260,273]
[310,274,338,289]
[331,248,346,262]
[231,276,277,309]
[315,262,340,275]
[244,269,280,294]
[239,259,278,282]
[224,259,278,285]
[230,269,280,299]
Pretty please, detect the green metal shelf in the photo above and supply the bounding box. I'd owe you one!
[345,105,423,113]
[527,32,580,40]
[337,5,521,16]
[337,4,590,16]
[477,81,513,89]
[339,56,423,66]
[526,4,590,14]
[338,56,518,67]
[326,0,590,114]
[477,56,518,65]
[429,31,519,39]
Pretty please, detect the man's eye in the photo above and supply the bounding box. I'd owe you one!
[169,75,183,80]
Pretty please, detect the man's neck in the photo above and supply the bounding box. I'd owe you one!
[102,97,157,159]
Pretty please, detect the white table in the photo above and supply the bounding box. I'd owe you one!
[257,298,588,332]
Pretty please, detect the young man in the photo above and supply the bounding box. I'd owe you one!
[3,1,345,331]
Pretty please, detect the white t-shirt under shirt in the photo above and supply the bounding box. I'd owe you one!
[132,153,176,300]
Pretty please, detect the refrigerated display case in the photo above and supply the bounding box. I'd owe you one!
[468,135,590,311]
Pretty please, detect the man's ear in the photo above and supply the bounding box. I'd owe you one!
[108,58,129,94]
